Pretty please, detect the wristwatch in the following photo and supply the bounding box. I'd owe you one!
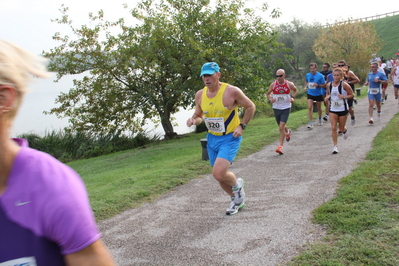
[239,123,246,130]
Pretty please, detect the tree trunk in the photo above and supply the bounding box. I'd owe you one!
[160,112,177,140]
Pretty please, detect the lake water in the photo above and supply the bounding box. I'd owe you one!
[12,75,195,138]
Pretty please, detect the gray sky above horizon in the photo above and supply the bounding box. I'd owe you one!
[1,0,398,55]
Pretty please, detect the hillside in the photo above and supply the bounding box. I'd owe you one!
[371,14,399,59]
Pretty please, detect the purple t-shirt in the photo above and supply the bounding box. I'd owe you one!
[0,139,101,265]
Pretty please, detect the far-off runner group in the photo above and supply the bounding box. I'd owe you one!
[187,56,399,215]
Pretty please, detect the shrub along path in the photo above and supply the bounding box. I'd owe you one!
[100,87,399,265]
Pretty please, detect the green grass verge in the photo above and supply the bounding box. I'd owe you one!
[372,14,399,59]
[288,112,399,265]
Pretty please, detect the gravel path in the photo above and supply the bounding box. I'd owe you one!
[100,88,399,266]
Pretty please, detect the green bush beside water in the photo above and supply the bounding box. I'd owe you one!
[18,130,159,162]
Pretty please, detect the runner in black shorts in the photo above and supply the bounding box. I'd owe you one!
[304,63,326,128]
[325,68,354,154]
[339,61,360,126]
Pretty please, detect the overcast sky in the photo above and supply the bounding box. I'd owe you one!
[1,0,398,55]
[1,0,397,136]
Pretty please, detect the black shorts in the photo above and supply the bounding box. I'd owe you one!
[347,99,354,108]
[330,110,348,117]
[273,108,291,124]
[307,94,324,102]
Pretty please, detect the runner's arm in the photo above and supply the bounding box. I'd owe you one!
[187,90,204,127]
[342,82,354,99]
[348,71,360,84]
[289,82,298,98]
[324,82,331,101]
[266,83,275,102]
[64,240,115,266]
[235,88,256,125]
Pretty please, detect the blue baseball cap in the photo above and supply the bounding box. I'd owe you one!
[200,62,220,77]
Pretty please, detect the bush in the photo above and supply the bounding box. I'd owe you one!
[18,130,159,162]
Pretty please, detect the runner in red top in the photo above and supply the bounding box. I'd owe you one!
[266,69,298,155]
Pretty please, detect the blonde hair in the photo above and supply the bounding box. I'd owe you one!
[333,68,345,80]
[0,40,50,124]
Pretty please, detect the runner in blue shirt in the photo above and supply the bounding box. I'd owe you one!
[364,62,388,124]
[304,62,326,129]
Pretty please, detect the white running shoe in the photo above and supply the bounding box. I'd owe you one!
[332,146,338,154]
[233,178,245,205]
[318,119,323,126]
[226,179,246,215]
[226,198,245,216]
[307,123,313,129]
[343,128,349,140]
[323,114,328,121]
[351,118,355,126]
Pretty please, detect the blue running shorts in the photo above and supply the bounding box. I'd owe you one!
[368,92,382,102]
[206,133,242,167]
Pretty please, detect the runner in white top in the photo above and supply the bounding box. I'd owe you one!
[266,69,298,155]
[390,63,399,106]
[324,68,354,154]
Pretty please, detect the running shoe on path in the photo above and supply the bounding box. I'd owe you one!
[275,146,284,155]
[343,129,349,140]
[332,146,339,154]
[226,178,246,215]
[285,129,292,142]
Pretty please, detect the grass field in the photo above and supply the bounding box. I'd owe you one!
[372,14,399,59]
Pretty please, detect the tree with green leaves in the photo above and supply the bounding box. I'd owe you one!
[275,19,322,78]
[44,0,284,139]
[313,20,383,81]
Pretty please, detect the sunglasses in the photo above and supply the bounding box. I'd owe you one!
[275,75,283,77]
[338,64,345,67]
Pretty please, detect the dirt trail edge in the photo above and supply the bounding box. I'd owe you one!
[100,89,399,266]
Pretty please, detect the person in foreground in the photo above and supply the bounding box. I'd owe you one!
[0,40,115,265]
[324,68,354,154]
[364,62,388,124]
[186,62,255,215]
[266,69,298,155]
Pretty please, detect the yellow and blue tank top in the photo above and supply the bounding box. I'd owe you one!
[201,83,240,136]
